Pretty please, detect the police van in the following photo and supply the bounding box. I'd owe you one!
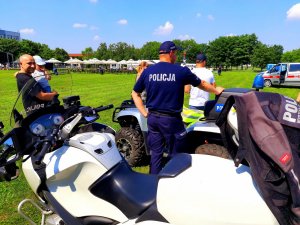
[262,63,300,87]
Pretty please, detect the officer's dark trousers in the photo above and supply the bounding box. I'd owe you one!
[147,113,187,174]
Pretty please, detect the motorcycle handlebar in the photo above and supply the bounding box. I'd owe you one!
[94,104,114,113]
[34,141,51,165]
[34,128,58,165]
[34,105,114,164]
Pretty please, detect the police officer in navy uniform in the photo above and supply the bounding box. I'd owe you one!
[132,41,224,174]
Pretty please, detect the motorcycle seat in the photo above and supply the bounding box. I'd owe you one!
[90,161,158,219]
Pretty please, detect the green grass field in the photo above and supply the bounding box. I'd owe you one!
[0,69,299,224]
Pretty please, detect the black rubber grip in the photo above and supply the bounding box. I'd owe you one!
[35,142,51,165]
[94,104,114,112]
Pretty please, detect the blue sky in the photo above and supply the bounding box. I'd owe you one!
[1,0,300,53]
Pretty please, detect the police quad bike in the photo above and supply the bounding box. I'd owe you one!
[111,91,246,167]
[0,76,279,225]
[112,100,204,166]
[112,75,265,166]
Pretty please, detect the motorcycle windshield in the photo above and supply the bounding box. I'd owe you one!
[10,73,73,128]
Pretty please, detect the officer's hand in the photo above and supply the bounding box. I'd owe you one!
[215,86,224,95]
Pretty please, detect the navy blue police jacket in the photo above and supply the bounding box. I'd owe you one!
[133,62,201,114]
[217,91,300,225]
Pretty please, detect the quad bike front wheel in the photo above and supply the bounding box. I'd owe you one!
[115,127,146,167]
[195,144,231,159]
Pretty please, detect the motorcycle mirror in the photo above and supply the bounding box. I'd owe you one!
[0,121,4,138]
[0,163,19,182]
[0,134,20,167]
[51,94,60,106]
[12,109,23,124]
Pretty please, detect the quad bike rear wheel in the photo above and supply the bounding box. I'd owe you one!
[195,144,231,159]
[115,127,146,167]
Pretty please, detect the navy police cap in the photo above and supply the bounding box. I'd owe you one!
[159,41,181,54]
[196,53,207,62]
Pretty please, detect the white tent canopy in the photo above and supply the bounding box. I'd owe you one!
[46,58,62,63]
[89,58,103,64]
[117,60,127,65]
[83,58,104,65]
[105,59,118,64]
[64,58,83,64]
[126,59,135,64]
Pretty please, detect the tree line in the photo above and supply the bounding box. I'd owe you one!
[0,33,299,71]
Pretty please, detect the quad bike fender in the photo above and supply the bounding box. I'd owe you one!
[116,108,148,132]
[156,154,278,225]
[186,120,220,134]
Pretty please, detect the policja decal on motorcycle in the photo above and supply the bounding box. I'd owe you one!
[25,103,45,114]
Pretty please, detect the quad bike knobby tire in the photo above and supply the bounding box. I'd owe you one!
[195,144,231,159]
[115,127,146,167]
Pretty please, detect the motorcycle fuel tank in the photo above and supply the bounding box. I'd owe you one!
[156,154,278,225]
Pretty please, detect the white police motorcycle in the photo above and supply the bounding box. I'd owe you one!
[0,79,278,225]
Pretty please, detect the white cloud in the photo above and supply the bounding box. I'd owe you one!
[93,35,100,41]
[153,21,174,35]
[196,13,201,18]
[287,3,300,20]
[117,19,128,25]
[178,34,191,40]
[73,23,88,28]
[226,33,236,37]
[19,28,35,35]
[90,25,99,30]
[207,15,215,21]
[89,0,98,3]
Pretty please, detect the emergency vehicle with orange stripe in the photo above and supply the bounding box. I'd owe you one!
[262,63,300,87]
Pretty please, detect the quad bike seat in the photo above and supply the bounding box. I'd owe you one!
[204,100,218,120]
[204,88,253,121]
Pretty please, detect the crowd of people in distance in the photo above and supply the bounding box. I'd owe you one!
[0,62,10,70]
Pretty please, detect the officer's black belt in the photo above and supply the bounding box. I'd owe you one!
[149,110,181,117]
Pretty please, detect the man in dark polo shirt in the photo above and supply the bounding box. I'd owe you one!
[15,54,58,115]
[132,41,224,174]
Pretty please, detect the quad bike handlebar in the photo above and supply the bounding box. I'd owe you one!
[95,104,114,112]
